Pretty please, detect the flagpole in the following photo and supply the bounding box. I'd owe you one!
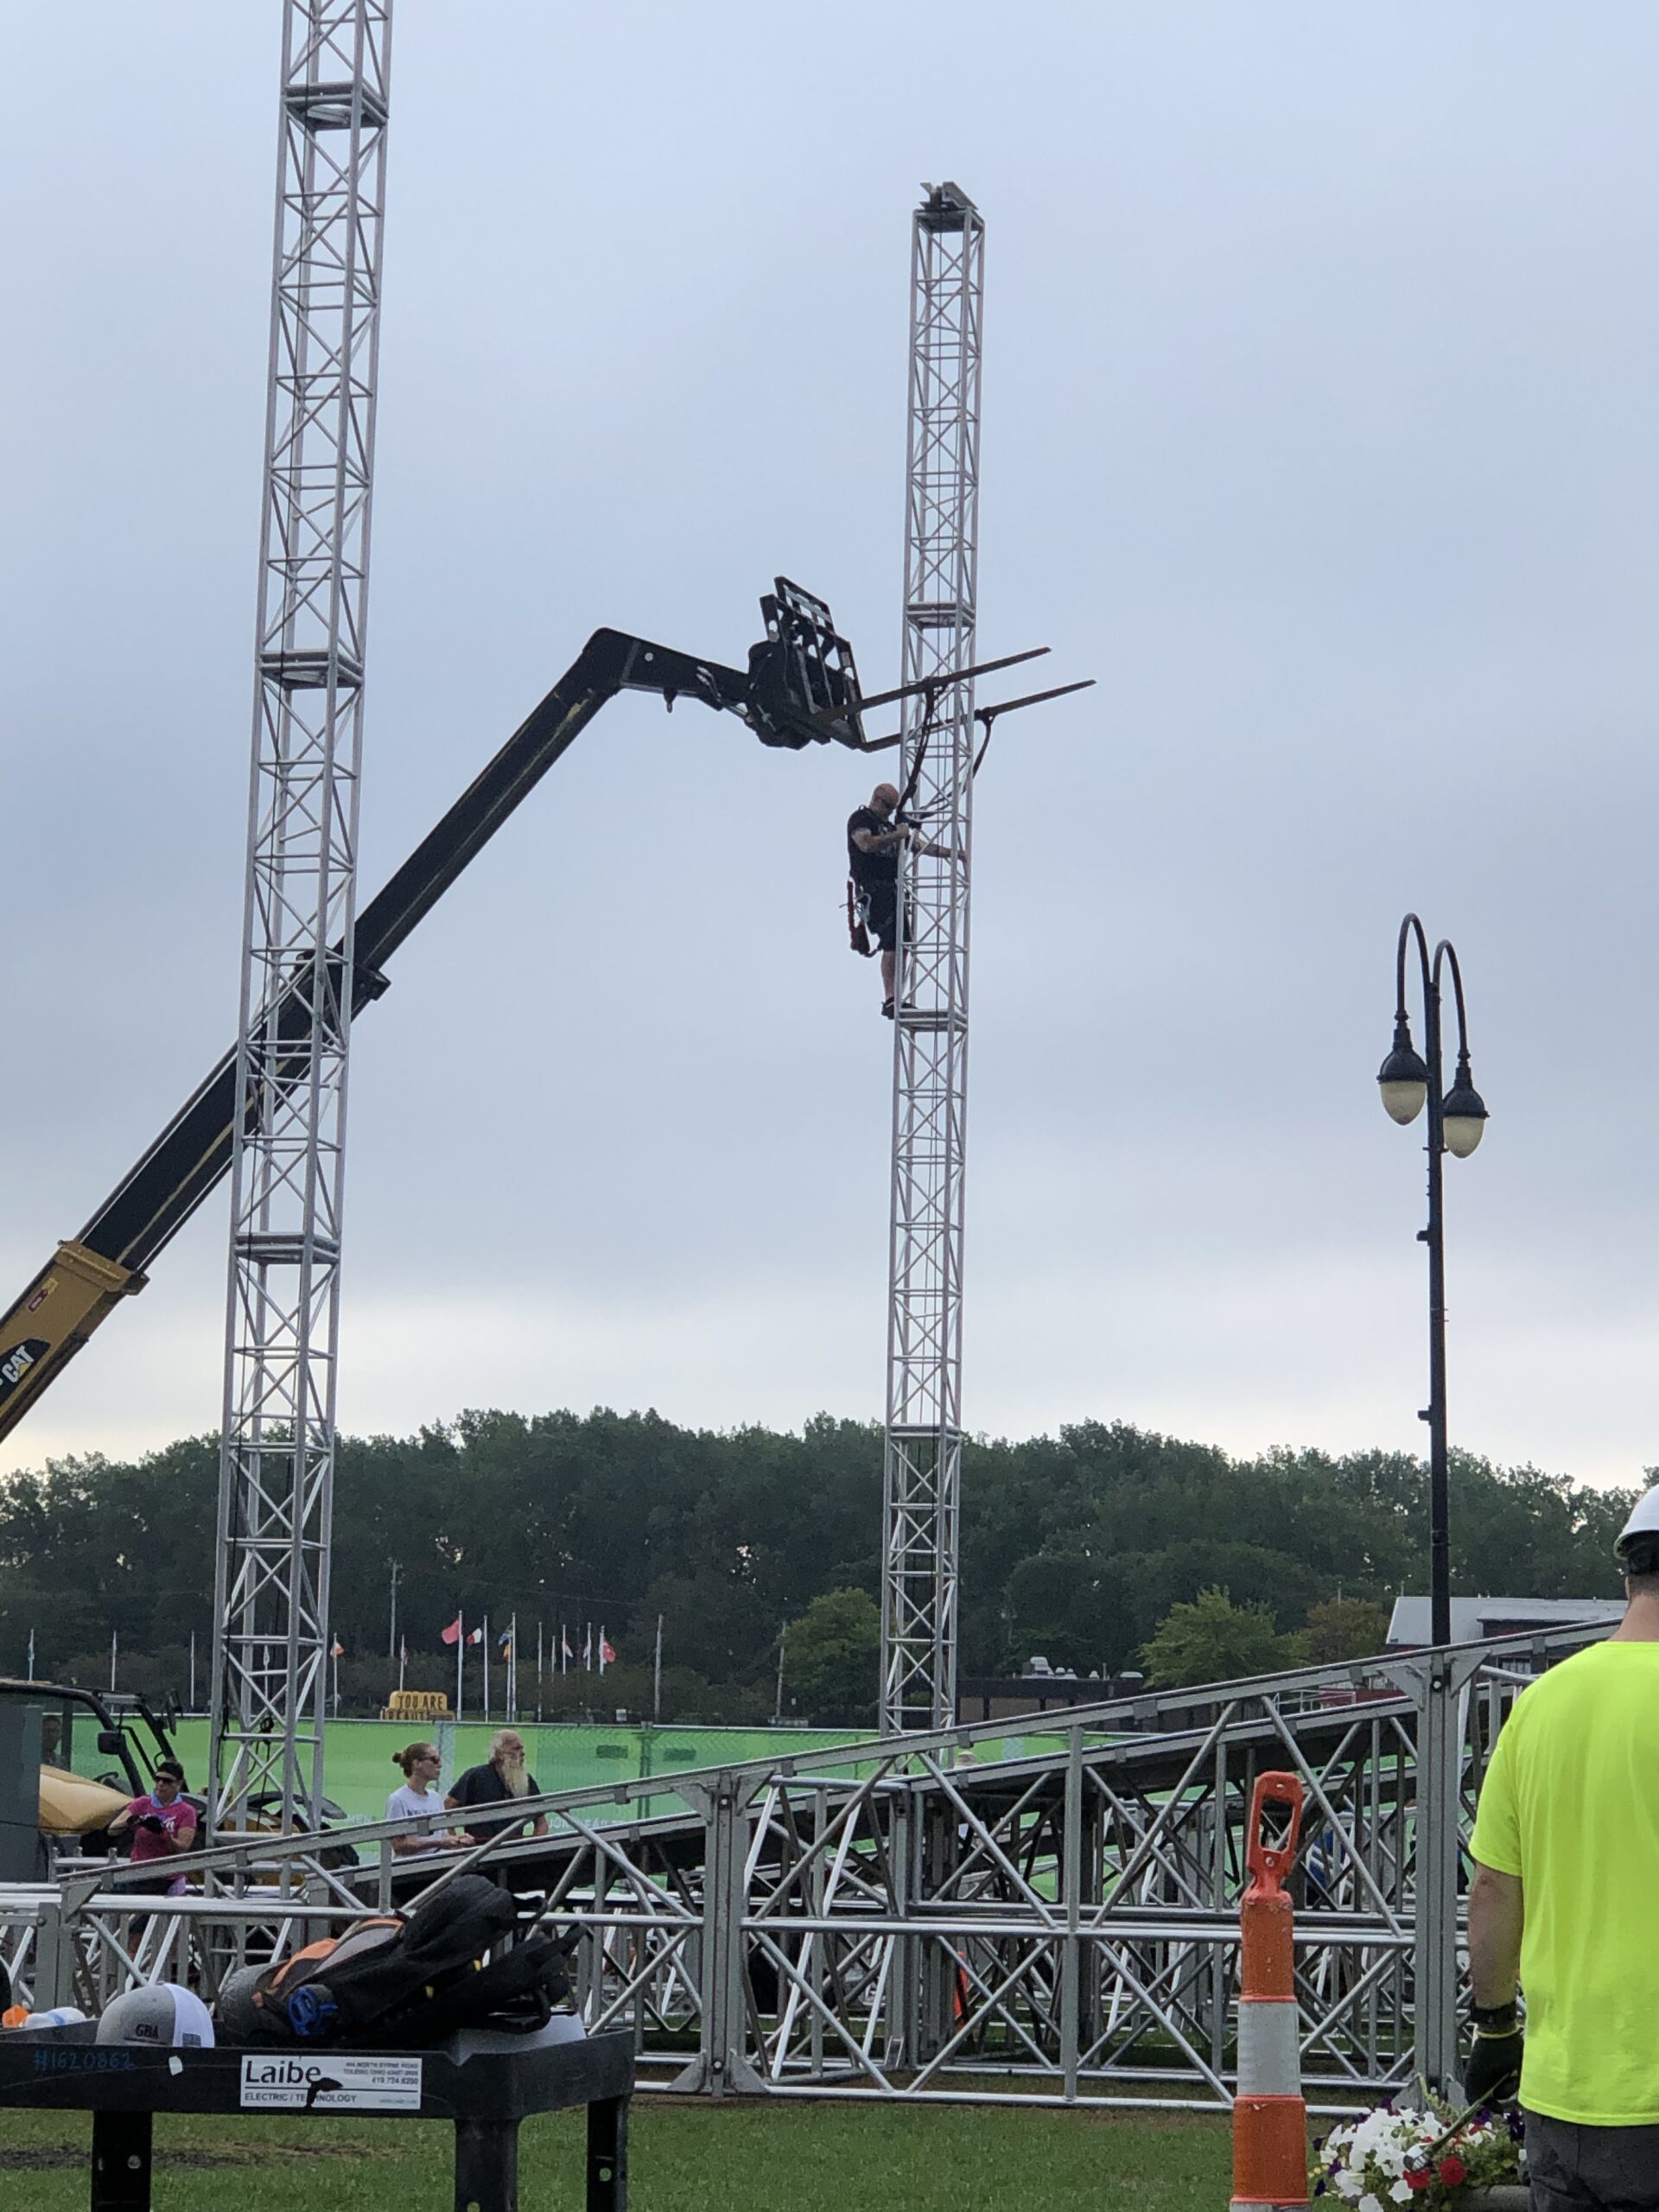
[398,1637,407,1691]
[653,1613,664,1724]
[456,1614,464,1724]
[536,1620,543,1721]
[598,1624,607,1679]
[388,1560,399,1701]
[483,1614,491,1725]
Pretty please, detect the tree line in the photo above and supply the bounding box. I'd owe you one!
[0,1408,1634,1722]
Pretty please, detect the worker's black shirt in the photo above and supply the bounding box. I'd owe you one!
[448,1760,542,1840]
[848,808,899,888]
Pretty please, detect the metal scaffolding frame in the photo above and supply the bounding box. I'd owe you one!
[209,0,392,1833]
[16,1628,1580,2106]
[881,183,986,1735]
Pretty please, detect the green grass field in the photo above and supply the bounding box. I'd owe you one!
[0,2098,1232,2210]
[61,1717,876,1825]
[72,1717,1083,1826]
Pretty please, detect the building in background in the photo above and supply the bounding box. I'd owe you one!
[1385,1596,1625,1647]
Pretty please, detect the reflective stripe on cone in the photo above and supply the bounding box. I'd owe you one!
[1231,1772,1307,2210]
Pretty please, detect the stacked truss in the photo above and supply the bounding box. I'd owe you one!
[23,1629,1577,2104]
[880,183,986,1733]
[209,0,392,1832]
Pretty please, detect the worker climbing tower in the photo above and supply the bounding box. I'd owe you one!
[880,183,985,1734]
[209,0,392,1831]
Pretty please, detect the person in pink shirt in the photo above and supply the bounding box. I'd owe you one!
[109,1761,197,1897]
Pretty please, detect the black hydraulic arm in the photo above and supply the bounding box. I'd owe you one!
[0,578,1082,1445]
[0,592,861,1443]
[81,628,669,1277]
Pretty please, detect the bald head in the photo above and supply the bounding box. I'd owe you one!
[870,782,899,817]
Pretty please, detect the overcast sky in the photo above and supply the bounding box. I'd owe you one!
[3,4,1658,1490]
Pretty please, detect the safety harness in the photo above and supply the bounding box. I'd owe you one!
[843,683,947,956]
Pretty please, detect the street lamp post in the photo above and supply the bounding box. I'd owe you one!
[1376,913,1490,1648]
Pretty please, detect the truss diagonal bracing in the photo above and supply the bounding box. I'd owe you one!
[209,0,392,1833]
[22,1630,1586,2107]
[881,183,986,1734]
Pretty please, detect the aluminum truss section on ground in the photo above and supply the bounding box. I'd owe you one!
[881,182,987,1735]
[25,1628,1592,2107]
[210,1,392,1835]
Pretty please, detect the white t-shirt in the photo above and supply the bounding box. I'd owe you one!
[385,1780,447,1853]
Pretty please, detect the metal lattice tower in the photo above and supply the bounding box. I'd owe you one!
[209,1,391,1832]
[880,183,985,1734]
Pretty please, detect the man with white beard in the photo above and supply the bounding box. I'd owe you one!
[445,1729,549,1847]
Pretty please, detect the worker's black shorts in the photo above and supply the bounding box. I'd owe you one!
[1525,2110,1659,2210]
[861,880,901,953]
[125,1872,183,1897]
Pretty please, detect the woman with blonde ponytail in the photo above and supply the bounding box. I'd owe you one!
[384,1742,458,1857]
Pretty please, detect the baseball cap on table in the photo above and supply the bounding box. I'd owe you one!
[96,1983,214,2049]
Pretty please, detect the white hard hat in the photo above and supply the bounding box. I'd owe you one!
[1615,1484,1659,1558]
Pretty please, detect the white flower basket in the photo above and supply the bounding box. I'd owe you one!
[1313,2101,1523,2209]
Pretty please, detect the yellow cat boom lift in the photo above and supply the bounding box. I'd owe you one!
[0,581,1084,1443]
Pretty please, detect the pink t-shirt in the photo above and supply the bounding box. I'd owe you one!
[125,1793,196,1863]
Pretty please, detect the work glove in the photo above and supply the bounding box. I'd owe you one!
[1464,2002,1523,2107]
[138,1814,166,1834]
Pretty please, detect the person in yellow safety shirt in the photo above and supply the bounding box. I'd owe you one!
[1467,1482,1659,2209]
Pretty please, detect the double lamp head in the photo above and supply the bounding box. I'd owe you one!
[1376,1020,1488,1158]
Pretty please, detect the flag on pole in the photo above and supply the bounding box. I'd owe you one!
[601,1632,617,1668]
[331,1640,345,1659]
[561,1628,573,1663]
[440,1614,464,1646]
[582,1624,593,1670]
[467,1625,485,1646]
[498,1629,513,1653]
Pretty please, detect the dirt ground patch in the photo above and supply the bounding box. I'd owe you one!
[0,2141,372,2171]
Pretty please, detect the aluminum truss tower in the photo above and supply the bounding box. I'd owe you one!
[209,1,391,1833]
[880,184,985,1734]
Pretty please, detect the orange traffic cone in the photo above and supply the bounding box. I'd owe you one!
[1230,1771,1308,2210]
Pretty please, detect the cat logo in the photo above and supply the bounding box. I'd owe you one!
[0,1340,48,1408]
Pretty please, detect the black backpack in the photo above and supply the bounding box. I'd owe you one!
[232,1875,574,2046]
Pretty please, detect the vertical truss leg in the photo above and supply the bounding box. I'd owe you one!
[880,184,986,1736]
[209,2,392,1834]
